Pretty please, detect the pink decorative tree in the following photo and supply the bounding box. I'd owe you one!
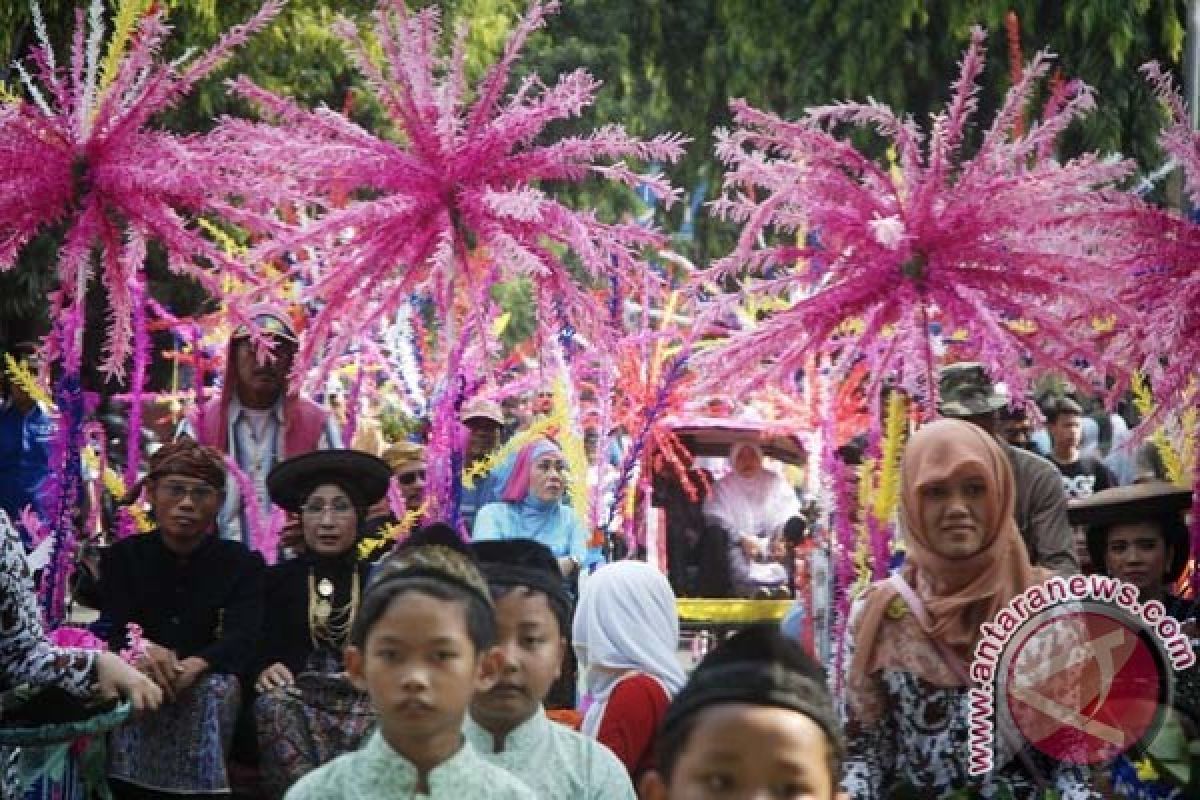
[0,0,283,625]
[212,0,685,525]
[216,0,686,373]
[1134,64,1200,591]
[0,0,284,376]
[703,27,1145,416]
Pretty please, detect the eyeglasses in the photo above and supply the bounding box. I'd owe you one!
[158,482,218,503]
[301,500,356,517]
[396,470,426,486]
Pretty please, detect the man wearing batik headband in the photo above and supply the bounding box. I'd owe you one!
[181,305,341,550]
[102,437,266,797]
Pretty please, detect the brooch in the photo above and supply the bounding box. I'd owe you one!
[885,596,909,620]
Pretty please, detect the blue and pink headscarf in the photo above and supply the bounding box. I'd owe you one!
[499,438,563,503]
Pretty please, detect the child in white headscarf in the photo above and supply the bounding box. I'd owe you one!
[702,441,801,597]
[573,561,686,783]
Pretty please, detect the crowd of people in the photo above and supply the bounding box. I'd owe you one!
[2,308,1198,800]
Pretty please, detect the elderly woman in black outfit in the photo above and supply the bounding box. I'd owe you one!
[253,449,391,798]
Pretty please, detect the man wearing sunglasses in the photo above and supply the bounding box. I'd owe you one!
[383,440,427,514]
[182,305,340,552]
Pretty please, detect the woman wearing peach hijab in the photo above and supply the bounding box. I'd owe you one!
[839,419,1094,799]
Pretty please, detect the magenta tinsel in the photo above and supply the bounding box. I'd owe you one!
[120,282,149,538]
[39,375,92,628]
[224,456,273,564]
[601,338,693,536]
[1125,65,1200,421]
[0,1,284,378]
[702,27,1146,411]
[822,412,859,696]
[587,363,617,530]
[424,340,468,530]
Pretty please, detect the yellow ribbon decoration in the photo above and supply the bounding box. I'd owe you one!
[675,598,793,623]
[847,393,909,589]
[546,380,590,526]
[1133,756,1159,782]
[872,391,907,524]
[1006,319,1037,335]
[98,0,154,95]
[4,354,54,410]
[1132,373,1192,486]
[197,218,251,296]
[851,455,875,594]
[357,501,428,561]
[647,291,679,388]
[491,312,511,338]
[0,81,19,106]
[1177,407,1197,486]
[101,466,154,533]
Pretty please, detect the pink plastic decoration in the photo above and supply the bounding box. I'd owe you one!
[0,0,283,376]
[217,0,685,372]
[1136,64,1200,592]
[704,28,1144,414]
[1131,64,1200,418]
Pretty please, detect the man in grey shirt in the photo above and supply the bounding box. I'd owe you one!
[938,363,1079,575]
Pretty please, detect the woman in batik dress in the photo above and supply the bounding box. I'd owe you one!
[252,450,390,797]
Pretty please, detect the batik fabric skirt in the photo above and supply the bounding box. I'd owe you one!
[107,672,240,794]
[253,672,374,799]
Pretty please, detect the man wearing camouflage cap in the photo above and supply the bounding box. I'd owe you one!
[938,363,1078,575]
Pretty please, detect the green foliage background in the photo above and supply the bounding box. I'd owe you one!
[0,0,1188,366]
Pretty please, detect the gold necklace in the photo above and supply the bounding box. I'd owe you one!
[307,569,360,649]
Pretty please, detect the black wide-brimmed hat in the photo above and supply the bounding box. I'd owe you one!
[1070,482,1194,583]
[1068,482,1194,528]
[267,449,392,513]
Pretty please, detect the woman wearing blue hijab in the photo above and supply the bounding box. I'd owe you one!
[473,438,588,577]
